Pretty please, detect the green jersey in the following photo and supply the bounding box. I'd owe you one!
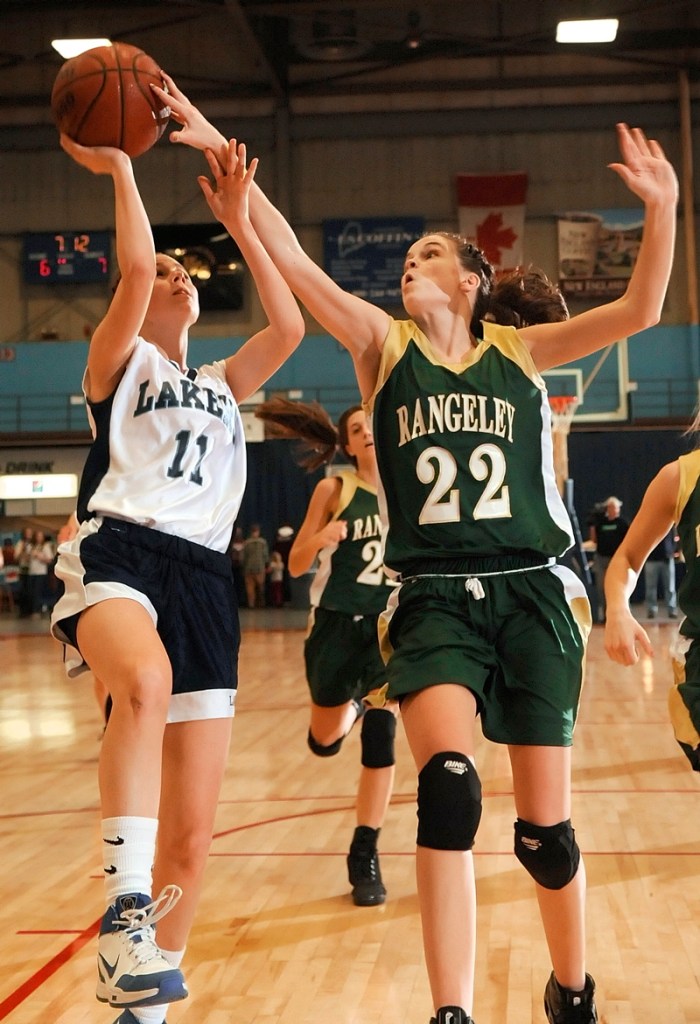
[675,450,700,639]
[309,470,394,615]
[368,319,573,574]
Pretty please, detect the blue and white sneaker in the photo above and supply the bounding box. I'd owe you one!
[97,885,188,1008]
[112,1012,166,1024]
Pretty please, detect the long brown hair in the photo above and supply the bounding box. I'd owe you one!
[430,233,569,332]
[255,397,363,470]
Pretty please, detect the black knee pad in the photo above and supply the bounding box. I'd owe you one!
[361,708,396,769]
[417,751,482,850]
[307,729,343,757]
[514,818,581,890]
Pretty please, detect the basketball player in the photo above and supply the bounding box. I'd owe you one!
[604,412,700,772]
[157,78,678,1024]
[256,398,399,906]
[50,134,304,1024]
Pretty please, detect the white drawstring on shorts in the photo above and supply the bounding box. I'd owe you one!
[400,557,556,601]
[465,577,486,600]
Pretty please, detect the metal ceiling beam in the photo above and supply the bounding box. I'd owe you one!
[224,0,289,102]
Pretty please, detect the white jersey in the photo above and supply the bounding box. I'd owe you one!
[77,337,246,552]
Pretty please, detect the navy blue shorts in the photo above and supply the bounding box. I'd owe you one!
[51,516,240,722]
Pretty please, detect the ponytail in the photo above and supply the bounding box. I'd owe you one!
[255,397,340,470]
[485,267,569,328]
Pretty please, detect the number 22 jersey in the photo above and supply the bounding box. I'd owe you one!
[368,318,573,574]
[308,470,394,615]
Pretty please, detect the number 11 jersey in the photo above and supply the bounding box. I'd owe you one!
[77,336,246,553]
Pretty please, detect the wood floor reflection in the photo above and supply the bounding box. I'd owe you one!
[0,615,698,1023]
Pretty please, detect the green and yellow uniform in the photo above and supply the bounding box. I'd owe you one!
[669,449,700,769]
[368,319,591,745]
[305,470,394,707]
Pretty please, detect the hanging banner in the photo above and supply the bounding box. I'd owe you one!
[557,208,644,300]
[323,216,425,308]
[456,172,528,274]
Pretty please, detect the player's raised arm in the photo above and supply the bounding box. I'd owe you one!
[195,141,304,403]
[521,124,678,372]
[59,135,155,401]
[153,74,390,399]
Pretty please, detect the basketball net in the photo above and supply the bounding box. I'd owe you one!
[549,396,578,497]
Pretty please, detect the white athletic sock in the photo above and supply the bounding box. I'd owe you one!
[101,815,158,904]
[129,949,185,1024]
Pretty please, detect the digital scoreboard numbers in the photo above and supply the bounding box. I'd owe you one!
[23,231,111,284]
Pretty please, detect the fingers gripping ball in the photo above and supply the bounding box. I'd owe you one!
[51,42,170,158]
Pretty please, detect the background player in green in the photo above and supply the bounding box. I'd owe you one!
[604,411,700,771]
[257,398,399,906]
[156,74,678,1024]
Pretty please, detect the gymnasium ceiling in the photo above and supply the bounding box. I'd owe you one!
[0,0,698,148]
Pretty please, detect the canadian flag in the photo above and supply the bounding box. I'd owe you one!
[456,172,528,274]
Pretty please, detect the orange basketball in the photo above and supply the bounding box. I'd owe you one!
[51,42,170,158]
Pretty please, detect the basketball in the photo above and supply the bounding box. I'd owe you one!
[51,42,170,158]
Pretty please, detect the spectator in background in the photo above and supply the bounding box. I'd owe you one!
[590,497,629,623]
[274,524,295,604]
[2,537,16,567]
[644,527,678,619]
[268,549,285,608]
[242,524,269,608]
[14,526,34,618]
[228,526,246,606]
[28,530,55,617]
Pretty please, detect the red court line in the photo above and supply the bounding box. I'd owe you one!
[3,782,698,825]
[0,917,100,1020]
[209,848,700,858]
[0,807,98,821]
[17,931,83,935]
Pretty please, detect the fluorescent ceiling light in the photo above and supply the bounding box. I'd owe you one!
[556,19,619,43]
[51,38,112,59]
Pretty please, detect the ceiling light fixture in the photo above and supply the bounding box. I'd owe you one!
[556,19,619,43]
[51,38,112,59]
[405,10,422,51]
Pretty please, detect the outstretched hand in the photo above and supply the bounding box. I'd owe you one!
[151,72,223,157]
[608,123,679,207]
[59,133,130,175]
[198,140,258,228]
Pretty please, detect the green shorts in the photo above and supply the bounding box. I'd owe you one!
[379,562,591,746]
[304,606,386,707]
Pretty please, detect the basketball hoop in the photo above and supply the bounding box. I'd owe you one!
[549,395,578,496]
[549,395,578,432]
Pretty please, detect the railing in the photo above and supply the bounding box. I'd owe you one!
[627,380,700,422]
[0,394,90,436]
[0,379,697,440]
